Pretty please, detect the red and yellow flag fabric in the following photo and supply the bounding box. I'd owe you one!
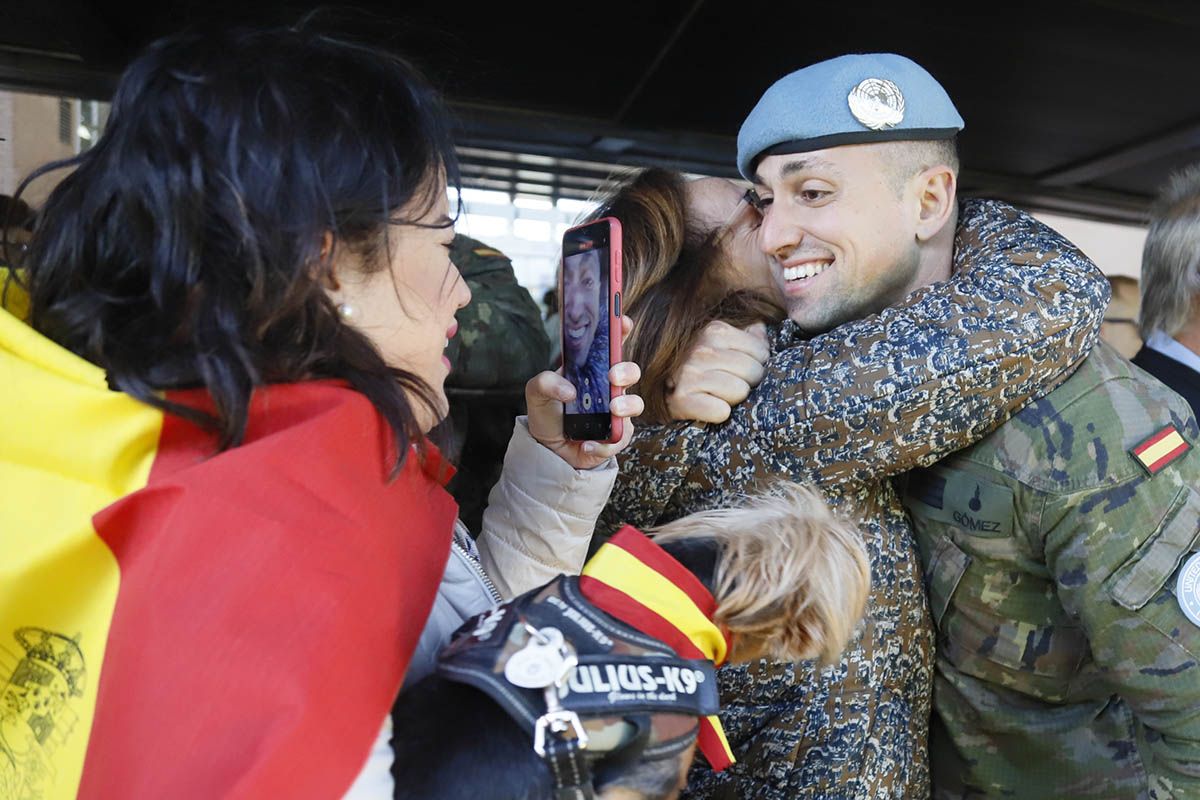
[0,302,458,798]
[579,525,736,771]
[1131,424,1191,475]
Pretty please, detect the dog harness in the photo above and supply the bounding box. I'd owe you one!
[437,526,735,800]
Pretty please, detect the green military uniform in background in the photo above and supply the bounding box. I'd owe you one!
[443,234,550,533]
[903,342,1200,799]
[445,234,549,389]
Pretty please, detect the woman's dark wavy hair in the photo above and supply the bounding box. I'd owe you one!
[7,25,459,471]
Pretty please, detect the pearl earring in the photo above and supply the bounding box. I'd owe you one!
[337,302,355,320]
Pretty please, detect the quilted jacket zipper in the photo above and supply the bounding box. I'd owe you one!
[451,522,502,604]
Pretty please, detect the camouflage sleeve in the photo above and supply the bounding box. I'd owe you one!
[747,199,1109,485]
[593,420,709,547]
[446,235,550,389]
[1046,470,1200,796]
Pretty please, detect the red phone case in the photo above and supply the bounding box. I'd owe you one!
[607,218,624,444]
[560,217,623,443]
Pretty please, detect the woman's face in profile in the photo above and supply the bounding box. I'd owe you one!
[563,248,602,367]
[330,185,472,431]
[686,178,777,298]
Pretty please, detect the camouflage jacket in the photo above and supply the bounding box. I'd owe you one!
[444,235,550,533]
[445,234,550,391]
[596,200,1110,800]
[901,343,1200,800]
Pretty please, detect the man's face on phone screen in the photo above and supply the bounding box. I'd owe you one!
[563,248,603,367]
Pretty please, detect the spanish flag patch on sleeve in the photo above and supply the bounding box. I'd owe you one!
[1131,424,1191,475]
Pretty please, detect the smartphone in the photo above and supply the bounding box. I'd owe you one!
[560,217,623,442]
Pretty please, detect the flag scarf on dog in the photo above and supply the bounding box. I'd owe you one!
[0,302,457,799]
[580,525,737,770]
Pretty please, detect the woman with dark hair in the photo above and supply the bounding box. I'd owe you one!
[0,26,640,800]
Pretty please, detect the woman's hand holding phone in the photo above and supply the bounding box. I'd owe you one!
[527,315,643,470]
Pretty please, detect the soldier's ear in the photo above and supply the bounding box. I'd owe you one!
[913,166,956,244]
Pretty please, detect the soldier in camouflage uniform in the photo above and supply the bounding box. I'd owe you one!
[598,55,1111,799]
[902,344,1200,799]
[600,199,1108,800]
[443,234,550,533]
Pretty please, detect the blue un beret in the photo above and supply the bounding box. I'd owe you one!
[737,53,964,180]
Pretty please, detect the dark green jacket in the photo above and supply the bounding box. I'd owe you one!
[444,235,550,534]
[904,343,1200,800]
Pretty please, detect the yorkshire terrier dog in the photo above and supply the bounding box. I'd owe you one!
[392,482,870,800]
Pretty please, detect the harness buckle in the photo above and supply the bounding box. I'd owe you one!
[534,709,589,757]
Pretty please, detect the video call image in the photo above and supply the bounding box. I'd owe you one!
[562,246,610,416]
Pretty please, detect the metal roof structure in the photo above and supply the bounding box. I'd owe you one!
[3,0,1199,222]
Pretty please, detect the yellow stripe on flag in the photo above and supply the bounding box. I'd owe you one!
[1138,429,1187,468]
[582,544,727,665]
[1,303,163,798]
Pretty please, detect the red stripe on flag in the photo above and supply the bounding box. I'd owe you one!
[607,525,718,617]
[579,576,706,661]
[1148,440,1191,474]
[1134,425,1179,454]
[698,718,735,771]
[80,383,457,799]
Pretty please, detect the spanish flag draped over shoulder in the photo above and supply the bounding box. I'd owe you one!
[0,301,458,799]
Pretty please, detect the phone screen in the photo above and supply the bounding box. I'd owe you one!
[561,221,613,440]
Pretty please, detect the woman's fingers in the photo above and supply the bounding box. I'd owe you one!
[526,370,575,405]
[609,360,641,389]
[610,393,644,419]
[581,417,636,459]
[618,314,634,342]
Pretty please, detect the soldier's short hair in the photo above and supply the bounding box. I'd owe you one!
[1139,164,1200,338]
[878,138,960,195]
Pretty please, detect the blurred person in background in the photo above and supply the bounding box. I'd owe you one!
[1134,164,1200,414]
[1099,274,1142,358]
[542,286,561,367]
[440,234,550,534]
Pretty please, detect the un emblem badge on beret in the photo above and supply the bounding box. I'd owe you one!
[1178,552,1200,628]
[847,78,905,130]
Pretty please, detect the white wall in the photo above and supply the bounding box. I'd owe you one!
[1032,211,1147,279]
[453,189,597,307]
[0,92,14,196]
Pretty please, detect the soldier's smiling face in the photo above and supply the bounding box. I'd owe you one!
[752,144,924,333]
[563,248,602,367]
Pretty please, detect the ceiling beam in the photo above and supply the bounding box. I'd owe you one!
[0,47,116,98]
[612,0,707,124]
[1037,117,1200,187]
[966,168,1150,224]
[458,154,626,186]
[450,100,738,177]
